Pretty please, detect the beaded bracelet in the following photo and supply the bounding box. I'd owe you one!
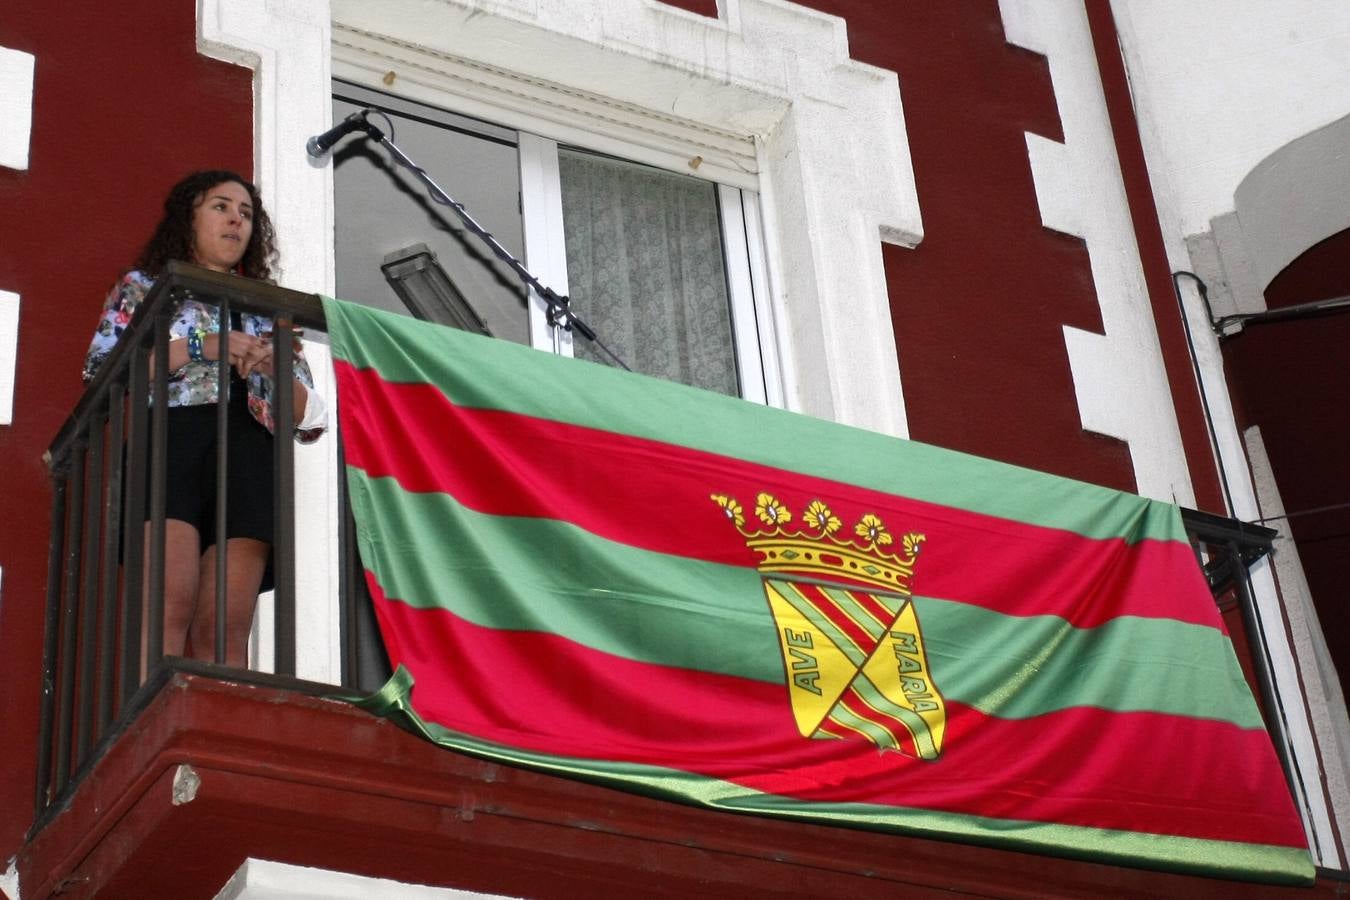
[186,328,205,362]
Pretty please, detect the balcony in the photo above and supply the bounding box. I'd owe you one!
[22,265,1335,898]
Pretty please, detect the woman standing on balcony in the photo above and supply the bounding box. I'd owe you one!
[83,170,326,667]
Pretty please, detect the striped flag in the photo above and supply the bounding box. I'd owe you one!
[324,297,1312,884]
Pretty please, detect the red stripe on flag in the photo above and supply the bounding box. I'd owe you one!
[838,687,908,753]
[815,717,855,744]
[370,582,1304,847]
[336,363,1220,631]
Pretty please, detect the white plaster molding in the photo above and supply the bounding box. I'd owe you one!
[1000,0,1194,505]
[0,290,18,425]
[329,0,922,437]
[197,0,334,294]
[1113,0,1350,856]
[0,46,35,171]
[1232,113,1350,290]
[197,0,342,684]
[215,858,505,899]
[1175,162,1349,874]
[1246,427,1349,868]
[1109,0,1350,240]
[0,855,18,900]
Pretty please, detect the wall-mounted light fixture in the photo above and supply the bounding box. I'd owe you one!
[381,243,492,337]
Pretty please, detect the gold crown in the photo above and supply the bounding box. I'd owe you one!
[712,492,925,595]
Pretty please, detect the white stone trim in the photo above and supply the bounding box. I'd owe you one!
[1000,0,1194,505]
[332,24,760,190]
[1245,427,1349,868]
[196,0,342,684]
[0,290,18,426]
[0,856,17,900]
[1095,0,1349,864]
[1176,273,1347,864]
[0,46,35,171]
[215,858,505,899]
[517,132,575,355]
[329,0,922,437]
[195,0,923,678]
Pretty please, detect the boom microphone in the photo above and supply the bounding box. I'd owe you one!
[306,109,373,158]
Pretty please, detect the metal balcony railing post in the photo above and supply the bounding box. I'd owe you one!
[35,475,68,816]
[98,388,126,731]
[1228,539,1298,794]
[53,441,86,793]
[273,313,297,676]
[213,299,231,665]
[119,344,149,704]
[145,313,171,670]
[76,413,106,763]
[337,437,360,689]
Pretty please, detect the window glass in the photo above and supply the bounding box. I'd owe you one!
[332,86,530,345]
[558,148,739,396]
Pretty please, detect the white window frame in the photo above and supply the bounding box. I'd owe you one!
[517,133,780,404]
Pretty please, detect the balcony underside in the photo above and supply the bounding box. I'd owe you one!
[17,668,1335,899]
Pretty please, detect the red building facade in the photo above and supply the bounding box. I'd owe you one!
[1,1,1346,895]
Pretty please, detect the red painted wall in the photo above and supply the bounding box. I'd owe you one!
[794,0,1138,492]
[657,0,718,16]
[0,1,253,859]
[780,1,1225,509]
[1224,228,1350,701]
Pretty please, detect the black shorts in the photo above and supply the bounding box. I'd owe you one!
[157,388,275,550]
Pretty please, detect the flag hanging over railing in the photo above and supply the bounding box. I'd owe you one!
[323,297,1312,884]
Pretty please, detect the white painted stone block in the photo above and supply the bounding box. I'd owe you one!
[1001,0,1194,505]
[0,291,18,425]
[215,858,512,900]
[0,46,35,171]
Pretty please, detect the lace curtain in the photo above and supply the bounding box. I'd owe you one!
[558,149,739,396]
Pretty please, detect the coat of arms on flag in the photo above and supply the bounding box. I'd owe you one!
[713,492,945,759]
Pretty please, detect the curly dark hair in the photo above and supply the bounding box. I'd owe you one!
[135,170,277,281]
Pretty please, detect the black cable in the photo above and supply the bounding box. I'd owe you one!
[320,109,632,371]
[368,109,396,143]
[1256,500,1350,525]
[1172,271,1236,516]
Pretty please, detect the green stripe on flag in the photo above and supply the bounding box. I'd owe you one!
[822,585,889,641]
[349,469,1263,728]
[325,297,1186,544]
[347,467,782,683]
[911,597,1264,728]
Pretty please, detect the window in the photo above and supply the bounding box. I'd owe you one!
[333,82,779,404]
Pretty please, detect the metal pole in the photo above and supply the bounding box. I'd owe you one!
[273,315,297,676]
[34,475,68,816]
[214,301,231,664]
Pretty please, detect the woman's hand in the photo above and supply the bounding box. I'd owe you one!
[210,330,275,379]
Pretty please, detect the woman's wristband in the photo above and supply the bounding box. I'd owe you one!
[186,328,205,362]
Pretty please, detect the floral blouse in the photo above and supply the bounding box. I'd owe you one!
[84,270,324,443]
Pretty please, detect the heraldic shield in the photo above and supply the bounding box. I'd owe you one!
[713,493,946,760]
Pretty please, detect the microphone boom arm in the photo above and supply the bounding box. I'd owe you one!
[346,114,600,344]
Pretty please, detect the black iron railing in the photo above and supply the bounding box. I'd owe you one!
[1178,508,1294,788]
[35,262,371,827]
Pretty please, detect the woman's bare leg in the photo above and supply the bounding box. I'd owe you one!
[189,538,269,667]
[145,519,202,661]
